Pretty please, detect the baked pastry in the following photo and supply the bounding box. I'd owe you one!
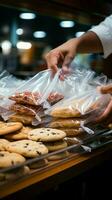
[48,118,81,128]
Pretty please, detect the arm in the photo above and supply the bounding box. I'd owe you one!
[45,31,103,76]
[45,15,112,75]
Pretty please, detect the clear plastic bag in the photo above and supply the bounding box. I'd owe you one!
[9,69,53,105]
[0,70,25,98]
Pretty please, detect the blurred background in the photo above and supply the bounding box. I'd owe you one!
[0,0,112,79]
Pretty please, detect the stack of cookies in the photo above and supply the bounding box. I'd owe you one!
[0,121,49,176]
[45,104,86,145]
[8,91,64,125]
[0,121,68,173]
[28,128,68,160]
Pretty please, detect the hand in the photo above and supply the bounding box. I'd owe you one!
[97,84,112,124]
[45,38,79,79]
[100,84,112,94]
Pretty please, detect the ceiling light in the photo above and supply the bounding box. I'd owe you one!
[75,31,85,37]
[16,41,32,49]
[1,40,12,55]
[19,13,36,20]
[60,20,75,28]
[33,31,46,38]
[16,28,24,35]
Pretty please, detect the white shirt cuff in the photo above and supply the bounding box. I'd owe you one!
[90,16,112,58]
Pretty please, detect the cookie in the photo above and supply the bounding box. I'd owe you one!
[0,151,26,168]
[10,103,43,116]
[0,166,30,182]
[9,91,41,105]
[48,92,64,105]
[28,159,48,169]
[48,118,81,128]
[8,114,34,125]
[50,107,81,118]
[48,151,69,161]
[4,166,30,180]
[28,128,66,142]
[45,140,67,152]
[0,139,10,151]
[0,122,23,135]
[4,126,32,140]
[59,128,84,137]
[64,137,80,146]
[7,140,48,157]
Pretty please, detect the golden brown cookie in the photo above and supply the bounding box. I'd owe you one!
[59,128,84,137]
[4,126,32,140]
[0,122,23,135]
[48,118,81,128]
[6,140,48,158]
[28,128,66,142]
[0,139,10,151]
[8,114,34,125]
[28,159,48,169]
[45,140,67,152]
[48,151,69,161]
[0,166,30,181]
[0,151,26,168]
[50,107,81,118]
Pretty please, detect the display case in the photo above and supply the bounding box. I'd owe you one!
[0,127,112,198]
[0,1,112,199]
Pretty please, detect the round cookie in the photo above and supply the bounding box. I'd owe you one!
[59,128,84,137]
[5,166,30,180]
[0,151,26,168]
[64,137,80,146]
[28,128,66,142]
[28,159,48,169]
[0,139,10,151]
[0,166,30,182]
[48,151,69,161]
[5,126,32,140]
[0,122,23,135]
[45,140,67,152]
[8,114,34,125]
[6,140,48,158]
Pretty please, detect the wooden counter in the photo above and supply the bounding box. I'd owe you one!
[1,144,112,199]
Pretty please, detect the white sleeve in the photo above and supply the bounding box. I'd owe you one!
[90,15,112,58]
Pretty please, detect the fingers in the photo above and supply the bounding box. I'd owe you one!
[59,66,71,80]
[100,84,112,94]
[62,54,73,69]
[45,50,64,76]
[59,54,73,80]
[95,99,112,123]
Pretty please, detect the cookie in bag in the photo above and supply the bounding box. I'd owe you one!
[8,114,35,125]
[9,91,41,105]
[10,103,44,116]
[48,118,81,128]
[49,107,81,118]
[58,128,84,137]
[47,92,64,105]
